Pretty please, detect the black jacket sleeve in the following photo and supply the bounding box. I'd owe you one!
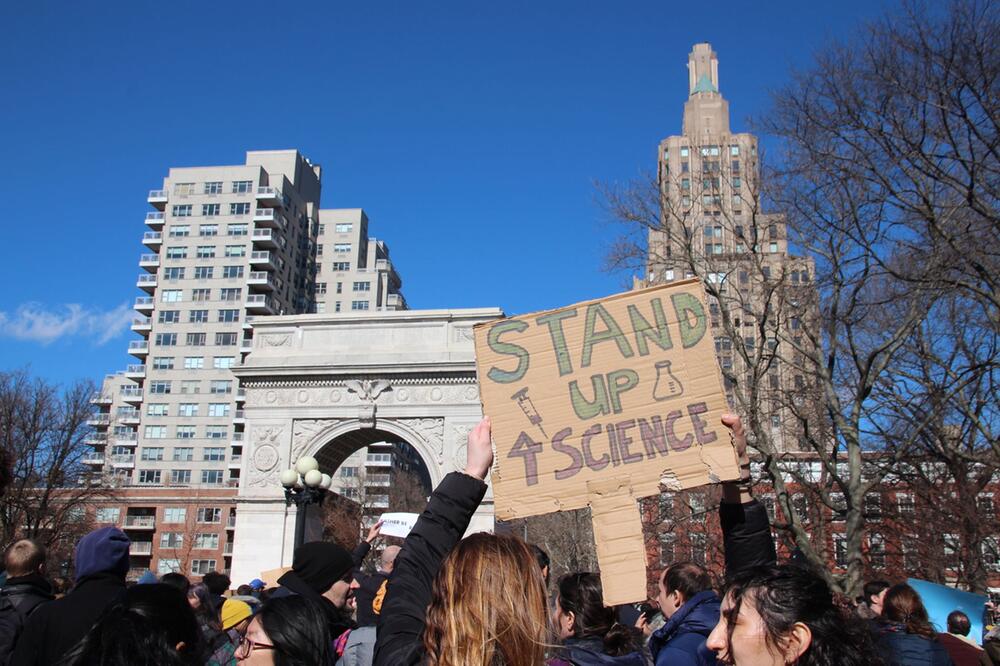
[352,540,372,567]
[720,498,777,576]
[372,472,487,666]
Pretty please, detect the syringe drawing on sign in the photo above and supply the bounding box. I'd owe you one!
[511,387,548,439]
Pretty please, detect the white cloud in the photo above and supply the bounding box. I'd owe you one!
[0,302,133,346]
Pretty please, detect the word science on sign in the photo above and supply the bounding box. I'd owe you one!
[473,279,741,522]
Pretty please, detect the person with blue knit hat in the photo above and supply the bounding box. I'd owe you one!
[10,526,130,666]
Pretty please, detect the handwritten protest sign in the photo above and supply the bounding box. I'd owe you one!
[474,279,740,604]
[378,512,419,539]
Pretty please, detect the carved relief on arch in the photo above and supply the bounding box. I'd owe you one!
[247,425,286,489]
[398,418,445,464]
[291,419,340,464]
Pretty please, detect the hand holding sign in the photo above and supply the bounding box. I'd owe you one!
[463,417,494,481]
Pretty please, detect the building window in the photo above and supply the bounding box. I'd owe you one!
[163,267,184,280]
[225,245,246,257]
[865,493,883,519]
[160,532,184,548]
[157,310,179,324]
[690,533,707,566]
[869,533,885,569]
[187,332,207,347]
[169,225,190,237]
[199,224,218,237]
[191,559,217,575]
[334,243,351,253]
[834,534,848,567]
[173,447,194,461]
[204,181,223,194]
[146,403,168,417]
[659,533,676,566]
[138,470,161,484]
[157,559,181,575]
[351,301,370,311]
[209,380,232,394]
[172,204,192,217]
[332,262,350,271]
[171,469,191,484]
[161,289,183,303]
[140,447,164,461]
[335,223,353,233]
[173,182,196,195]
[205,426,228,439]
[218,309,240,323]
[230,202,251,215]
[315,282,327,295]
[203,448,225,462]
[194,533,219,549]
[944,534,960,569]
[178,403,199,417]
[95,507,120,523]
[983,537,999,572]
[352,282,371,292]
[165,247,187,259]
[198,507,222,523]
[195,245,215,259]
[181,380,200,394]
[148,381,171,395]
[184,310,206,325]
[215,332,237,346]
[213,357,235,369]
[191,288,210,302]
[152,357,174,370]
[144,426,167,439]
[202,470,224,485]
[228,223,248,236]
[897,493,915,515]
[334,302,341,312]
[202,204,220,216]
[220,288,242,301]
[792,494,809,523]
[163,508,186,523]
[207,404,230,418]
[222,266,243,279]
[232,180,253,193]
[978,493,995,519]
[176,425,196,439]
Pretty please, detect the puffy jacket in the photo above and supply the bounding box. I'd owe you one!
[548,636,650,666]
[648,590,720,666]
[876,623,954,666]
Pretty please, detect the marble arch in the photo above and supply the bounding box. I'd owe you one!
[228,308,500,584]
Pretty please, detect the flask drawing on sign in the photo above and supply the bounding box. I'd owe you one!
[652,360,684,401]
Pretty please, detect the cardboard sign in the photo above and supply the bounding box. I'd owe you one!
[908,578,988,645]
[474,279,739,604]
[260,566,290,590]
[379,512,420,539]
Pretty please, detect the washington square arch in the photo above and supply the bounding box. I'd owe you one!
[228,308,500,584]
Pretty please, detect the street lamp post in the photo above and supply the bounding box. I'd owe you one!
[279,456,333,551]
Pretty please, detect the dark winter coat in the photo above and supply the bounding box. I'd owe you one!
[547,636,649,666]
[648,590,720,666]
[372,471,487,666]
[719,498,777,573]
[875,623,954,666]
[0,574,54,661]
[9,572,126,666]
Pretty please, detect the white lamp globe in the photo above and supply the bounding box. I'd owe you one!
[295,456,319,476]
[319,473,332,489]
[303,469,323,488]
[279,469,299,488]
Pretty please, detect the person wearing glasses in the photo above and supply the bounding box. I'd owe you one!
[234,595,332,665]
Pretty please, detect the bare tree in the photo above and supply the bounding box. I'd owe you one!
[0,368,110,572]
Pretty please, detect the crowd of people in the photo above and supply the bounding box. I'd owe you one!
[0,414,997,665]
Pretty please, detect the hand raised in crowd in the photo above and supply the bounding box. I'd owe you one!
[720,412,751,481]
[366,520,384,544]
[463,416,494,481]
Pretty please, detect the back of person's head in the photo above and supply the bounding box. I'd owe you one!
[716,565,878,666]
[4,539,45,578]
[864,580,890,604]
[236,584,253,596]
[663,561,712,602]
[530,543,550,577]
[188,583,214,614]
[160,572,191,596]
[882,584,937,639]
[65,583,202,666]
[947,610,971,636]
[380,545,401,572]
[423,532,548,666]
[256,595,333,666]
[201,570,230,595]
[74,526,130,582]
[556,572,635,656]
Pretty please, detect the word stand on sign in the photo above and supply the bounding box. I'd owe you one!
[474,278,741,605]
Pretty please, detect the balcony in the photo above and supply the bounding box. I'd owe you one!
[253,208,281,229]
[120,387,143,403]
[236,388,246,402]
[365,455,392,467]
[124,364,146,380]
[124,515,155,529]
[113,429,138,442]
[245,295,276,314]
[255,186,283,206]
[147,190,168,210]
[87,414,111,427]
[141,231,162,249]
[138,254,159,271]
[386,293,407,310]
[251,229,277,249]
[82,454,106,466]
[131,317,151,334]
[136,274,157,293]
[243,316,256,330]
[128,340,149,357]
[224,542,234,555]
[232,410,246,424]
[84,433,108,446]
[131,542,153,555]
[249,251,275,270]
[134,297,154,313]
[227,515,236,528]
[110,454,135,468]
[228,455,243,469]
[247,271,275,291]
[145,211,165,228]
[240,336,253,353]
[90,392,112,405]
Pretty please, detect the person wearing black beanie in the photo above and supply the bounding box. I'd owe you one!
[272,541,360,642]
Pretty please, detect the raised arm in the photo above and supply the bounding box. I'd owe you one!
[719,414,777,575]
[373,418,493,666]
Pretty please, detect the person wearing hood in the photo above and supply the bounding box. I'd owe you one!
[271,541,359,640]
[549,572,650,666]
[10,526,130,666]
[642,562,720,666]
[0,540,54,661]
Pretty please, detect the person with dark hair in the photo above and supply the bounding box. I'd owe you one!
[874,584,953,665]
[63,583,203,665]
[549,572,647,665]
[235,595,333,666]
[937,609,983,666]
[642,561,718,666]
[11,526,131,666]
[189,583,227,655]
[207,598,253,666]
[531,543,551,588]
[0,539,53,661]
[161,572,191,597]
[857,580,891,620]
[202,571,232,613]
[704,415,881,665]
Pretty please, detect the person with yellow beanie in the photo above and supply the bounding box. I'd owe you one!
[207,599,253,666]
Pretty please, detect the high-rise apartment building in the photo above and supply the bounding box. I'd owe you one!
[645,44,816,451]
[85,150,407,579]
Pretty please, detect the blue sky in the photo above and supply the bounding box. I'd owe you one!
[0,0,891,386]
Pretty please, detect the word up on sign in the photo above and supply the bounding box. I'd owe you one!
[474,279,741,605]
